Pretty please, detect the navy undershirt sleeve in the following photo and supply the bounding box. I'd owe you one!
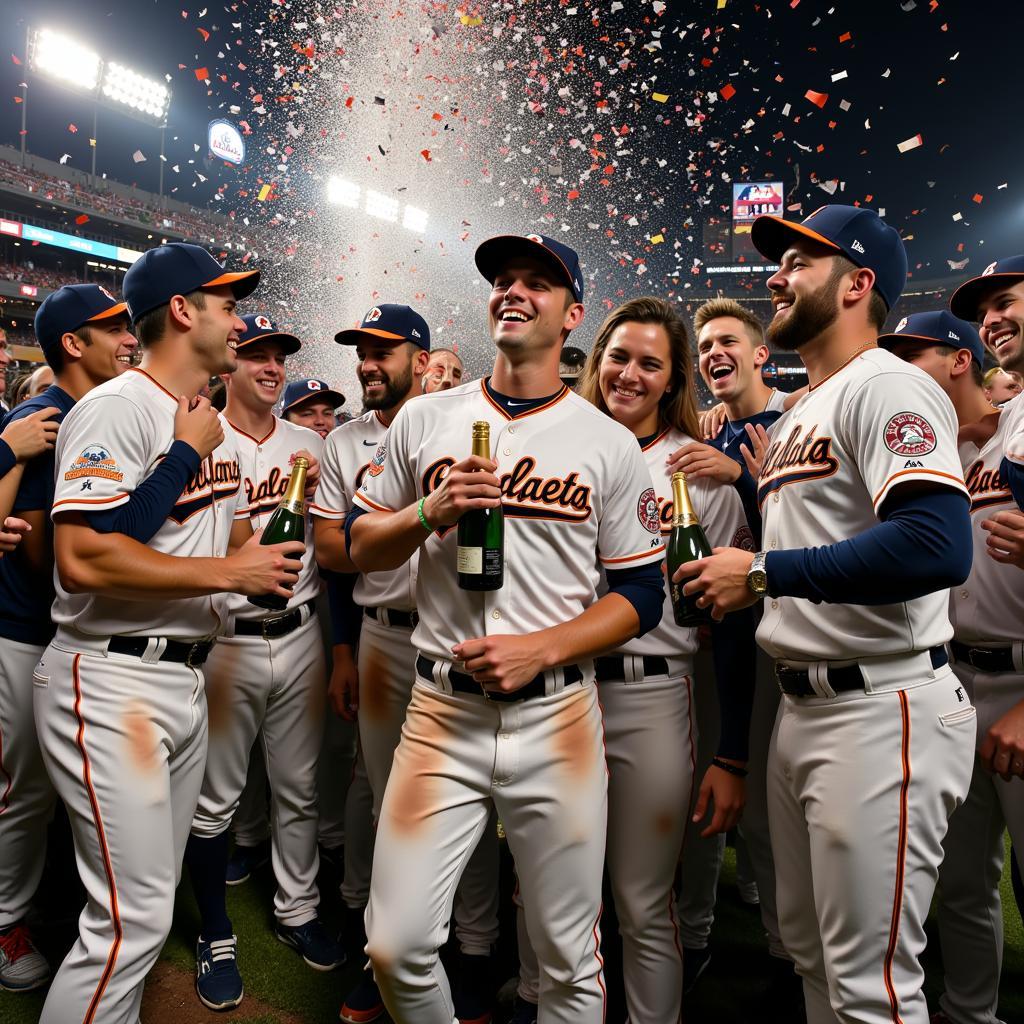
[1002,457,1024,511]
[708,607,756,761]
[0,440,16,482]
[765,488,971,605]
[605,560,665,636]
[324,569,361,647]
[83,441,202,543]
[344,505,369,557]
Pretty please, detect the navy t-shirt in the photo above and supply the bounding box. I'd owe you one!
[0,384,76,645]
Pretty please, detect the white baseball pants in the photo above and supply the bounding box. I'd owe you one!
[366,677,608,1024]
[34,638,208,1024]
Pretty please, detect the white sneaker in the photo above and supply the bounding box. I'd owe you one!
[0,924,51,991]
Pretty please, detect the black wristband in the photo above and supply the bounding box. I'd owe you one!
[712,756,749,778]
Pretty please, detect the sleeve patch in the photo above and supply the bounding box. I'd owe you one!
[883,413,936,457]
[733,524,755,552]
[64,444,124,482]
[637,487,660,534]
[367,442,387,478]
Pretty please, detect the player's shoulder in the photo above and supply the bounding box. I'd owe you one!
[846,347,951,404]
[276,416,324,451]
[562,389,640,441]
[997,391,1024,431]
[324,409,385,450]
[3,385,74,425]
[404,379,480,416]
[63,369,157,422]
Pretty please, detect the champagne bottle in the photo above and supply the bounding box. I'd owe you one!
[667,471,713,626]
[457,421,504,591]
[248,456,308,612]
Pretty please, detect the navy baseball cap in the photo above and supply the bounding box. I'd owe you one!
[751,204,908,311]
[949,256,1024,321]
[122,241,260,323]
[334,303,431,350]
[34,283,129,358]
[235,313,301,355]
[475,233,585,303]
[878,310,985,367]
[282,378,345,412]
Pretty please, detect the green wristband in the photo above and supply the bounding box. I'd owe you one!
[417,497,434,534]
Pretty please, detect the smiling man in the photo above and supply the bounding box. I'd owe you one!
[346,235,665,1024]
[675,205,977,1024]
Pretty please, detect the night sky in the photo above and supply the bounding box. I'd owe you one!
[0,0,1019,378]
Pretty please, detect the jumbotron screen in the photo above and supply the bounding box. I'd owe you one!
[732,181,785,257]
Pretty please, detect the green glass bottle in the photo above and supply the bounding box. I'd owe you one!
[248,455,308,612]
[457,421,504,591]
[667,471,713,626]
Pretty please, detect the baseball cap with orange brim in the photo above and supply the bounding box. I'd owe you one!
[334,304,431,351]
[122,241,260,323]
[751,204,908,311]
[949,255,1024,322]
[34,283,129,361]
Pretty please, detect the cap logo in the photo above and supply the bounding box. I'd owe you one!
[526,234,544,244]
[895,317,908,333]
[850,239,865,255]
[983,261,998,277]
[410,328,421,338]
[948,331,960,341]
[98,286,117,303]
[254,314,273,331]
[365,307,383,323]
[308,380,322,391]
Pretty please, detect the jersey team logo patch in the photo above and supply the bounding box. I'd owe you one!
[367,442,387,477]
[637,487,660,534]
[64,444,124,482]
[883,412,937,457]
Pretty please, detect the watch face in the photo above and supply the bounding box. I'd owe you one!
[748,570,768,595]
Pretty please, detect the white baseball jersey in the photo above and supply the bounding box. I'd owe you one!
[756,347,968,662]
[616,427,751,660]
[952,393,1024,644]
[51,367,247,638]
[311,409,417,611]
[228,416,324,620]
[353,379,665,660]
[766,387,789,414]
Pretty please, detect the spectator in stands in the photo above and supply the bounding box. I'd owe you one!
[983,366,1023,407]
[0,330,11,414]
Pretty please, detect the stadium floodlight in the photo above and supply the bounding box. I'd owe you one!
[29,28,100,92]
[327,176,361,208]
[101,62,170,121]
[402,205,428,233]
[365,189,399,223]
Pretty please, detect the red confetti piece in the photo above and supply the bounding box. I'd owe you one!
[720,83,736,100]
[11,54,20,66]
[420,149,432,161]
[839,31,852,42]
[68,123,78,133]
[344,96,354,108]
[567,189,580,200]
[194,67,209,81]
[75,214,89,225]
[973,193,983,203]
[805,90,828,108]
[197,28,210,42]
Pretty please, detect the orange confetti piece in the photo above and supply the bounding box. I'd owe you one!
[194,67,209,81]
[567,189,580,200]
[839,31,852,42]
[805,90,828,108]
[197,28,210,42]
[973,193,983,203]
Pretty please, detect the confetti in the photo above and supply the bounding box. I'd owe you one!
[897,134,924,153]
[804,90,828,108]
[194,67,209,81]
[651,93,669,103]
[720,83,736,101]
[75,214,89,225]
[132,150,146,163]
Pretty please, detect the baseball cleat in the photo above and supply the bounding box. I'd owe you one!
[340,971,386,1022]
[225,839,271,886]
[275,918,346,971]
[0,924,50,992]
[195,934,244,1011]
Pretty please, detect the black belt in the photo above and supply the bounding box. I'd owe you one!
[108,635,214,668]
[594,654,669,683]
[364,606,418,629]
[235,599,316,640]
[775,646,948,698]
[951,640,1017,674]
[416,654,582,703]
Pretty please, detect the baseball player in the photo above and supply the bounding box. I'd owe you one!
[676,206,977,1024]
[506,294,754,1024]
[347,234,666,1024]
[35,242,305,1024]
[670,297,800,1016]
[283,377,346,436]
[313,304,501,1024]
[422,348,465,393]
[982,367,1023,408]
[183,314,343,1011]
[877,310,1024,1024]
[0,284,132,992]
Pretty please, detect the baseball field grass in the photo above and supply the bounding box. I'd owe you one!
[3,836,1022,1023]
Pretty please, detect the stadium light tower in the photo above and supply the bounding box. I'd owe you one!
[327,178,430,235]
[24,26,173,197]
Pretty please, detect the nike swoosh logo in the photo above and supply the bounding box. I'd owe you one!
[362,440,378,446]
[507,401,529,407]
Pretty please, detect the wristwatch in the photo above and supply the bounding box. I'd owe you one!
[747,551,769,597]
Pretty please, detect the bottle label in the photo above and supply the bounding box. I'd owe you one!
[457,546,483,574]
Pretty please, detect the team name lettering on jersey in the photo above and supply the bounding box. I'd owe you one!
[422,454,594,533]
[963,458,1011,513]
[170,457,242,524]
[758,423,840,506]
[245,465,291,516]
